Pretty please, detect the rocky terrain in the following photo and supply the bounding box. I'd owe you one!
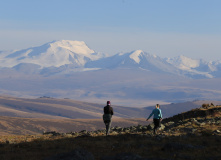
[41,104,221,138]
[0,105,220,160]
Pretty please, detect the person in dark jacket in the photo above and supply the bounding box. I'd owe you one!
[146,104,162,134]
[103,101,114,136]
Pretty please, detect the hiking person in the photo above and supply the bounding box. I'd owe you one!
[103,101,114,136]
[146,104,162,134]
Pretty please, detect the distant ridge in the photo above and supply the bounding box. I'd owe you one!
[1,95,220,120]
[0,95,146,119]
[0,40,221,78]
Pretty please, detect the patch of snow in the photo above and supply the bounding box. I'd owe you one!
[139,67,150,71]
[167,55,200,70]
[129,50,144,64]
[119,52,127,56]
[187,69,213,78]
[49,40,95,56]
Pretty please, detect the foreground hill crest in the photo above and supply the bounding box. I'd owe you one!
[0,105,220,160]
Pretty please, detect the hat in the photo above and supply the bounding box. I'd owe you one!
[107,101,111,105]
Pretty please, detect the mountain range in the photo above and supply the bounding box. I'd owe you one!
[1,40,221,105]
[0,40,221,78]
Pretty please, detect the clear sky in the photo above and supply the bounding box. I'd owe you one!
[1,0,221,61]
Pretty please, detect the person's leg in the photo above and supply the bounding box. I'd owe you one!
[104,121,108,135]
[106,124,108,135]
[153,119,160,134]
[107,120,112,135]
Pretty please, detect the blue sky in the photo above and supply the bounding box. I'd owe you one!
[1,0,221,60]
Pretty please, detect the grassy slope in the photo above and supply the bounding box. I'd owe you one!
[1,95,220,120]
[0,106,220,160]
[0,96,145,119]
[1,95,221,136]
[0,134,221,160]
[0,116,147,135]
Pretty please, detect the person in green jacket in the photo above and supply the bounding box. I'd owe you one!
[146,104,162,134]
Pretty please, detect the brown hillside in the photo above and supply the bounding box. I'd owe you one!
[1,95,221,120]
[0,106,220,160]
[0,95,146,119]
[0,116,147,135]
[162,105,221,123]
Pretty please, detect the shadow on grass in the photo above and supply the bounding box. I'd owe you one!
[0,134,220,160]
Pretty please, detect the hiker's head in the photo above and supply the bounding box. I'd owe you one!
[156,104,160,108]
[107,101,111,106]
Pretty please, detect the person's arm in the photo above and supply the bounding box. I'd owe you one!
[146,110,154,121]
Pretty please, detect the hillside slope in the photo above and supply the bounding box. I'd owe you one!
[0,116,147,135]
[0,96,145,119]
[1,96,220,120]
[0,95,220,135]
[0,106,220,160]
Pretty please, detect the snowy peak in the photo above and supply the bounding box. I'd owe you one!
[48,40,95,56]
[86,50,179,75]
[166,55,218,78]
[114,50,158,67]
[0,40,103,68]
[128,50,158,64]
[166,55,200,70]
[129,50,145,64]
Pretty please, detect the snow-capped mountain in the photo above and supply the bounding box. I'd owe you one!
[1,40,221,78]
[1,40,221,104]
[166,55,201,70]
[165,55,218,78]
[0,40,104,68]
[86,50,179,75]
[166,55,218,72]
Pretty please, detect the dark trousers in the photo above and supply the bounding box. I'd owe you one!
[104,120,112,136]
[153,119,161,134]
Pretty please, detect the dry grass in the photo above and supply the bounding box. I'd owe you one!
[0,96,146,119]
[0,116,147,135]
[0,133,220,160]
[0,100,220,159]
